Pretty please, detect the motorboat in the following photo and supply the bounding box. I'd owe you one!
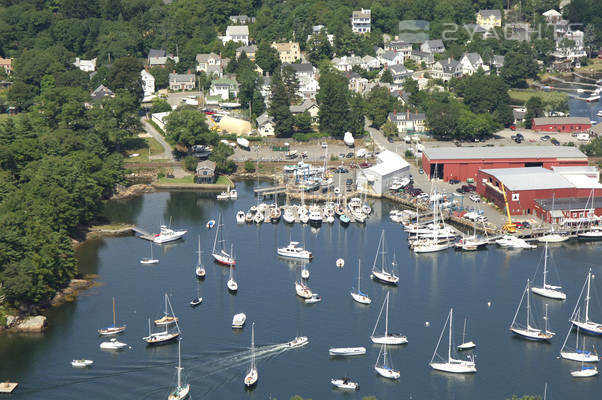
[339,214,350,226]
[287,336,309,348]
[206,220,215,229]
[329,347,366,357]
[305,293,321,304]
[190,297,202,307]
[300,214,309,224]
[430,309,477,373]
[216,191,230,200]
[71,359,93,367]
[597,110,602,117]
[496,235,536,249]
[245,212,253,223]
[229,189,237,199]
[253,211,265,224]
[232,313,246,328]
[168,339,190,400]
[336,258,345,268]
[270,206,281,223]
[510,280,555,341]
[353,211,366,224]
[100,338,127,350]
[374,344,400,380]
[277,241,312,260]
[98,297,126,336]
[308,206,322,226]
[236,211,246,224]
[371,292,407,345]
[244,323,259,388]
[295,280,313,299]
[153,225,187,244]
[454,236,488,251]
[331,378,359,391]
[283,208,295,224]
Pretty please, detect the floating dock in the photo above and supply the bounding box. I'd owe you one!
[0,382,18,393]
[131,227,155,241]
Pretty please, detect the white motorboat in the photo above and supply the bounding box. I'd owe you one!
[190,297,202,307]
[371,231,399,285]
[531,242,566,300]
[336,258,344,268]
[430,308,477,373]
[100,338,127,350]
[71,359,93,367]
[353,211,366,223]
[287,336,309,348]
[537,233,568,243]
[371,292,407,345]
[578,228,602,240]
[98,297,126,336]
[351,259,371,305]
[229,189,237,199]
[195,236,205,279]
[300,214,309,224]
[329,347,366,356]
[143,318,180,345]
[325,215,335,224]
[153,224,187,244]
[305,293,321,304]
[457,317,476,351]
[154,293,179,326]
[597,110,602,117]
[510,280,555,341]
[331,378,359,390]
[245,212,253,223]
[374,343,400,380]
[571,365,598,378]
[244,323,258,387]
[140,242,159,264]
[206,220,215,229]
[308,206,322,226]
[168,339,190,400]
[212,214,235,266]
[560,326,599,363]
[236,211,246,224]
[295,280,313,299]
[227,263,238,292]
[216,191,230,200]
[570,269,602,335]
[253,211,265,224]
[454,236,488,251]
[496,235,536,249]
[283,208,295,224]
[277,241,312,259]
[232,313,246,328]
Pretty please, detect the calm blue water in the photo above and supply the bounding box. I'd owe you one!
[1,185,602,400]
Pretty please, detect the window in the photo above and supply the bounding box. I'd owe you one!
[203,171,207,175]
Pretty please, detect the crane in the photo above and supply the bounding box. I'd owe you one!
[501,183,516,233]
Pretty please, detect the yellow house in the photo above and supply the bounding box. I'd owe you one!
[271,41,301,63]
[476,9,502,30]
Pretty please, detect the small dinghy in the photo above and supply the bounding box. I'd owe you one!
[206,220,215,229]
[71,359,93,368]
[189,297,202,307]
[305,293,321,304]
[329,347,366,357]
[287,336,309,348]
[336,258,344,268]
[232,313,246,329]
[331,377,359,390]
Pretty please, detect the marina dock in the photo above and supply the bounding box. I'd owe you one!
[132,227,155,241]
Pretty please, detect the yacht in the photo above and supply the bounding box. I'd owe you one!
[331,378,359,391]
[496,235,536,249]
[277,241,312,259]
[236,211,246,224]
[153,225,187,244]
[329,347,366,357]
[100,338,127,350]
[232,313,246,329]
[295,281,313,299]
[308,206,322,226]
[283,208,295,224]
[304,293,321,304]
[287,336,309,348]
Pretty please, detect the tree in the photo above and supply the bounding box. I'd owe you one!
[237,68,265,119]
[183,155,197,171]
[268,72,294,137]
[381,120,398,137]
[281,65,300,104]
[150,98,172,114]
[380,69,393,84]
[316,71,351,137]
[525,96,544,129]
[209,143,236,174]
[348,92,365,136]
[150,67,170,90]
[501,52,538,88]
[426,98,462,139]
[307,32,333,65]
[462,73,512,127]
[295,111,312,132]
[107,56,143,100]
[255,41,281,75]
[364,86,399,128]
[244,160,256,173]
[165,107,215,148]
[584,24,596,57]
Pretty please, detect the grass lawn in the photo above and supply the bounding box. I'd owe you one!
[216,176,232,186]
[90,223,133,231]
[577,59,602,73]
[509,89,568,105]
[124,137,165,163]
[157,175,195,184]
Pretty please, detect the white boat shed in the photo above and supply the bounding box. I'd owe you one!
[356,150,410,196]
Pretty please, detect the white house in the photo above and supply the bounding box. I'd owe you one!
[384,40,412,60]
[140,69,155,98]
[458,53,489,75]
[410,50,435,67]
[220,25,249,46]
[348,73,369,93]
[332,55,362,72]
[169,73,195,91]
[298,75,319,100]
[351,8,371,34]
[73,57,96,72]
[209,77,238,100]
[356,150,410,196]
[379,50,405,67]
[282,62,315,80]
[388,64,413,83]
[420,39,445,54]
[195,53,222,76]
[388,111,426,133]
[543,9,562,24]
[290,100,319,124]
[361,55,381,70]
[431,59,462,81]
[256,112,275,137]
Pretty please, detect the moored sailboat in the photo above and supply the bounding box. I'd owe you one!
[510,280,554,341]
[350,259,371,305]
[244,322,258,387]
[154,293,179,326]
[430,308,476,373]
[195,236,205,279]
[374,343,400,380]
[560,325,599,362]
[569,268,602,335]
[371,230,399,285]
[140,242,159,264]
[370,292,407,345]
[212,214,235,266]
[98,297,126,336]
[531,242,565,300]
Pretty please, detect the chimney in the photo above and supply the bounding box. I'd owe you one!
[144,65,149,72]
[406,109,410,119]
[173,70,176,73]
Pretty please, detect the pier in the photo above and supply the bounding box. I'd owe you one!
[254,186,287,197]
[132,227,155,241]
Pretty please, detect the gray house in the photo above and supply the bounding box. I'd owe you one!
[195,160,216,184]
[420,39,445,54]
[148,49,179,68]
[431,59,462,81]
[169,73,195,91]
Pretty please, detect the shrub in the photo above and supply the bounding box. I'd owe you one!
[244,160,256,173]
[184,156,197,171]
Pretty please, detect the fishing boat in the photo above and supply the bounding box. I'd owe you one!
[287,336,309,348]
[496,235,536,249]
[232,313,246,328]
[329,347,366,356]
[153,224,187,244]
[99,338,127,350]
[331,378,359,390]
[98,297,127,336]
[195,236,205,279]
[244,323,258,387]
[71,359,93,368]
[236,211,246,224]
[560,326,599,362]
[143,318,180,345]
[167,339,190,400]
[206,220,215,229]
[430,308,477,373]
[374,344,400,380]
[371,231,399,285]
[212,214,235,266]
[140,242,159,264]
[569,268,602,335]
[351,260,371,305]
[510,280,555,341]
[370,292,407,345]
[154,293,179,326]
[531,242,566,300]
[295,280,313,299]
[277,241,312,259]
[339,214,350,226]
[305,293,321,304]
[227,258,238,293]
[457,317,476,350]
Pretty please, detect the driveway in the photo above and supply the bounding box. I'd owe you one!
[141,117,175,161]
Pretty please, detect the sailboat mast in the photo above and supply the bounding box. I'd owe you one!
[197,236,201,264]
[544,304,549,333]
[212,214,220,253]
[462,317,467,344]
[381,231,385,273]
[585,269,591,322]
[448,308,453,362]
[165,293,168,316]
[543,243,548,287]
[526,280,531,329]
[177,338,182,389]
[357,260,361,292]
[112,297,116,326]
[384,292,389,336]
[251,322,256,369]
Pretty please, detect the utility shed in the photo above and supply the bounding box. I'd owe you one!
[356,150,410,196]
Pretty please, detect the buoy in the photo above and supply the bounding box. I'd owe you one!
[336,258,344,268]
[487,301,491,307]
[425,321,430,327]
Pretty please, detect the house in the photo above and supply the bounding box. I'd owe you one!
[229,15,255,24]
[282,62,315,79]
[332,55,362,72]
[512,107,527,125]
[459,52,489,76]
[73,57,96,72]
[298,75,320,100]
[384,40,412,59]
[348,73,369,94]
[271,42,300,63]
[169,73,195,91]
[410,50,434,67]
[260,75,272,102]
[236,45,257,61]
[361,55,381,70]
[491,55,505,72]
[195,160,216,184]
[90,85,114,103]
[553,30,587,60]
[289,100,319,123]
[140,69,155,98]
[431,59,462,81]
[195,53,222,76]
[379,50,405,67]
[476,9,502,30]
[351,8,371,34]
[307,25,335,45]
[0,57,13,74]
[147,49,178,68]
[388,111,426,134]
[221,25,249,46]
[420,39,445,54]
[256,112,275,137]
[388,64,412,83]
[543,9,562,24]
[209,77,238,100]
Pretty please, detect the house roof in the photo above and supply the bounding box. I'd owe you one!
[365,150,410,176]
[352,9,371,18]
[387,40,411,49]
[424,146,587,161]
[424,39,444,48]
[477,9,502,18]
[591,123,602,135]
[196,53,220,63]
[481,167,574,191]
[462,52,482,66]
[389,64,409,75]
[388,111,425,122]
[290,100,318,113]
[362,55,378,63]
[283,62,314,74]
[492,55,505,66]
[532,117,591,125]
[256,112,274,126]
[437,59,460,72]
[226,25,249,35]
[169,73,194,82]
[237,45,257,54]
[212,77,237,86]
[536,196,602,211]
[411,50,433,58]
[543,9,562,17]
[272,42,299,52]
[90,84,114,101]
[512,108,526,120]
[196,160,216,170]
[148,49,166,58]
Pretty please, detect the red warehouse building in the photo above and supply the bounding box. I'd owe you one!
[476,167,602,216]
[534,197,602,225]
[422,146,588,182]
[531,117,591,133]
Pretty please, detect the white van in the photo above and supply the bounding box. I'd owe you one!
[577,133,590,141]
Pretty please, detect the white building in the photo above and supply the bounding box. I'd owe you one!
[458,53,489,76]
[151,111,171,131]
[140,69,155,99]
[73,57,96,72]
[220,25,249,46]
[351,8,371,34]
[356,150,410,196]
[256,112,275,137]
[298,75,319,100]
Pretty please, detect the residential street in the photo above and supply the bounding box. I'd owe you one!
[141,117,175,161]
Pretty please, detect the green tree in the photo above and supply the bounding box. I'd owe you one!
[295,111,312,132]
[150,98,172,114]
[165,107,215,148]
[209,143,236,174]
[525,96,544,129]
[381,120,398,137]
[501,52,538,88]
[184,155,197,171]
[307,32,333,65]
[281,65,300,104]
[255,41,281,75]
[107,56,143,100]
[244,160,256,172]
[150,67,170,90]
[268,72,294,137]
[348,92,365,136]
[364,86,399,128]
[316,71,350,137]
[380,69,393,84]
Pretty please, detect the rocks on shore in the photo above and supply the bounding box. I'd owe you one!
[50,278,94,307]
[111,183,154,200]
[14,316,47,333]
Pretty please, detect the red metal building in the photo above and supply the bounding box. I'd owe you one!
[534,197,602,225]
[531,117,591,133]
[422,146,588,182]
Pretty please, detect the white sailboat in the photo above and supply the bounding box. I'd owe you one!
[571,335,599,378]
[244,322,258,387]
[227,250,238,293]
[371,230,399,285]
[430,308,476,373]
[212,214,235,266]
[154,293,179,326]
[190,280,202,307]
[569,268,602,335]
[457,317,476,351]
[168,338,190,400]
[370,292,407,345]
[145,294,180,345]
[140,242,159,264]
[351,259,371,305]
[301,264,310,279]
[577,190,602,239]
[195,236,205,279]
[98,297,127,336]
[295,280,313,299]
[531,242,565,300]
[374,343,400,380]
[510,280,555,341]
[560,325,599,362]
[283,207,295,224]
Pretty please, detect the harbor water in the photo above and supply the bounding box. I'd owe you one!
[1,185,601,399]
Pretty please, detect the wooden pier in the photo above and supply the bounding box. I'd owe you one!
[254,186,287,197]
[132,227,155,241]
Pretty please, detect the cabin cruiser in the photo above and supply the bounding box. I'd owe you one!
[496,235,536,249]
[153,225,187,244]
[308,206,322,226]
[277,241,312,259]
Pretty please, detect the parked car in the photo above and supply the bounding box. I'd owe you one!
[345,178,353,185]
[335,167,349,174]
[387,136,394,143]
[449,179,460,184]
[359,162,372,168]
[540,135,550,141]
[510,125,516,131]
[514,221,525,229]
[338,153,345,159]
[469,194,481,203]
[418,168,424,174]
[417,193,429,200]
[321,142,327,148]
[346,152,354,158]
[551,138,560,146]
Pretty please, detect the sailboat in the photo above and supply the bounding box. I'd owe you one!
[350,259,371,305]
[577,189,602,239]
[244,322,258,387]
[98,297,126,336]
[374,343,400,380]
[430,308,477,373]
[140,242,159,264]
[370,292,407,344]
[227,249,238,293]
[154,293,179,326]
[190,282,202,307]
[457,317,476,350]
[295,280,313,299]
[195,236,205,279]
[301,264,310,279]
[371,230,399,285]
[569,268,602,335]
[570,333,599,377]
[168,338,190,400]
[143,317,180,345]
[560,325,599,362]
[212,214,235,266]
[531,242,566,300]
[510,280,555,341]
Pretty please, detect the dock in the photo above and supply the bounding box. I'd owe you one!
[132,227,155,241]
[0,382,18,393]
[254,186,287,197]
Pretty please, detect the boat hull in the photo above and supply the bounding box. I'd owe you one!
[560,351,599,363]
[350,292,371,304]
[244,369,258,387]
[331,379,359,390]
[571,368,598,377]
[212,253,236,266]
[140,259,159,264]
[531,286,566,300]
[372,271,399,285]
[374,366,400,380]
[430,361,476,374]
[143,331,180,345]
[153,231,187,244]
[510,327,554,341]
[457,341,476,351]
[578,231,602,240]
[371,335,408,345]
[98,325,126,336]
[570,320,602,335]
[168,384,190,400]
[329,347,366,357]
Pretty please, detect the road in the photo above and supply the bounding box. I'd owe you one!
[141,117,175,161]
